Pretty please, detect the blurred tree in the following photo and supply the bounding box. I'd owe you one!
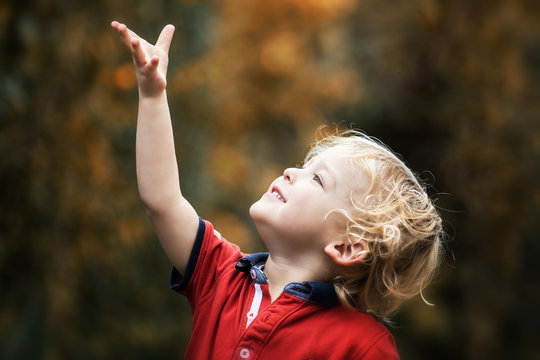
[0,0,196,358]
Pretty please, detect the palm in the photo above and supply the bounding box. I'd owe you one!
[135,37,170,94]
[112,22,175,97]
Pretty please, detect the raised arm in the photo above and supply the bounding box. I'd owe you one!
[111,21,199,273]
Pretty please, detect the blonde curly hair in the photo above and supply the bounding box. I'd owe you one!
[305,130,443,321]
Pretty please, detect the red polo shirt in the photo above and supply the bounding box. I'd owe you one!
[170,218,399,359]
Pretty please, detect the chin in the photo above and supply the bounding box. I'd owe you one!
[249,200,263,221]
[249,200,274,233]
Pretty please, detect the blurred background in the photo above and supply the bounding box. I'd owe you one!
[1,0,539,359]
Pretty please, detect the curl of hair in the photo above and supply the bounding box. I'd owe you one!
[306,129,444,321]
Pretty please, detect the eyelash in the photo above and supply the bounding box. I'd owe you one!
[313,174,323,186]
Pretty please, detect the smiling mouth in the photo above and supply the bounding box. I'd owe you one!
[270,187,286,203]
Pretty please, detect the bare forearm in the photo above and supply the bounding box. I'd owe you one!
[112,21,199,271]
[136,92,182,211]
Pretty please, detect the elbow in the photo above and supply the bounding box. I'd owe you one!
[139,196,168,217]
[138,192,185,218]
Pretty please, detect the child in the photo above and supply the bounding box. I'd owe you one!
[112,21,443,359]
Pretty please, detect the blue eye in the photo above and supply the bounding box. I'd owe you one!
[313,174,323,186]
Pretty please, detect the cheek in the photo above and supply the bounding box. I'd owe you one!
[323,210,349,233]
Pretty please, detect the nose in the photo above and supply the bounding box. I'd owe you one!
[283,167,297,182]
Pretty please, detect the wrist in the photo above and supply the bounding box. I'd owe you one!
[136,73,168,98]
[138,88,167,100]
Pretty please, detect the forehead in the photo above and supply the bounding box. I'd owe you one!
[306,145,350,165]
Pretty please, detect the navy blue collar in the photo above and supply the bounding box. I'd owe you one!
[235,252,340,307]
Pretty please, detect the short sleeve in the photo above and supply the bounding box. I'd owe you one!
[169,218,245,306]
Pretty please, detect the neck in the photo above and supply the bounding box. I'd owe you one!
[263,252,333,302]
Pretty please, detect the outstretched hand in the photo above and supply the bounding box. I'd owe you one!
[111,21,175,97]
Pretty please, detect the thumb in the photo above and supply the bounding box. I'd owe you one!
[156,24,175,53]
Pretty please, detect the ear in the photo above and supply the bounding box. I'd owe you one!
[324,241,368,266]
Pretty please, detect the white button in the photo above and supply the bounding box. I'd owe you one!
[240,348,250,359]
[250,269,256,279]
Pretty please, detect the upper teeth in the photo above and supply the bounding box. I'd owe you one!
[272,191,284,202]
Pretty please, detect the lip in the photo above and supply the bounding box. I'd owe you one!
[268,184,286,203]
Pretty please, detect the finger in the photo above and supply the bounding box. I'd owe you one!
[156,24,175,54]
[148,55,160,73]
[150,55,160,67]
[131,38,147,66]
[126,27,141,40]
[114,22,134,51]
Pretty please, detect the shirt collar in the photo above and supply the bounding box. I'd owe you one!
[235,252,340,307]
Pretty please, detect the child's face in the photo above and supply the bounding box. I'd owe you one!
[250,146,365,251]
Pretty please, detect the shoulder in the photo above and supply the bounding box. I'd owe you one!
[313,306,399,359]
[195,219,247,274]
[170,218,246,294]
[328,305,389,332]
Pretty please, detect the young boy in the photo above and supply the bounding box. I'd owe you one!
[111,21,443,359]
